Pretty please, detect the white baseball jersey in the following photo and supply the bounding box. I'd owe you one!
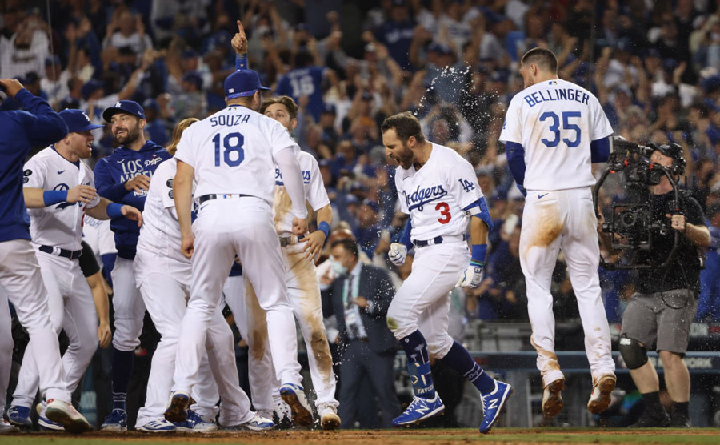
[175,105,298,203]
[499,78,613,191]
[23,147,100,251]
[273,151,330,235]
[82,216,117,256]
[136,158,191,277]
[394,143,482,241]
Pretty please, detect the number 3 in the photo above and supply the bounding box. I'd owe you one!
[436,202,451,224]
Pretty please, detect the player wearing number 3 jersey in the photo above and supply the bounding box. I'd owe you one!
[382,112,511,434]
[499,48,616,419]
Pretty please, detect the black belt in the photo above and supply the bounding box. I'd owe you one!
[38,245,82,260]
[198,194,250,204]
[413,234,467,248]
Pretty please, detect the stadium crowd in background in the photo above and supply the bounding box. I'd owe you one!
[4,0,720,320]
[3,0,720,429]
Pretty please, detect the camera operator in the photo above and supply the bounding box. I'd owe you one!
[601,143,710,427]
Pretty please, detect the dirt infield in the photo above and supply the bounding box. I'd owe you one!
[3,428,720,445]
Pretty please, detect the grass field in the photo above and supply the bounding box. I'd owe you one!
[1,428,720,445]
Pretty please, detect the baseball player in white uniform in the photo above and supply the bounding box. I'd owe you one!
[223,95,339,429]
[499,47,616,418]
[6,109,141,430]
[134,118,264,432]
[382,112,511,434]
[165,68,312,427]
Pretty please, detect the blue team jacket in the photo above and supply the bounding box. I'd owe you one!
[0,89,68,243]
[94,141,171,259]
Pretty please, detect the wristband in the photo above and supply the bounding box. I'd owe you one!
[471,243,487,266]
[106,203,123,219]
[318,221,330,238]
[43,190,68,206]
[235,54,248,70]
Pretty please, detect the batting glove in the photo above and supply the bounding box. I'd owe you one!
[456,262,484,288]
[388,243,407,266]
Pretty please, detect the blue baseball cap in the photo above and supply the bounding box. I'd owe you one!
[224,69,270,99]
[59,109,103,132]
[102,100,146,122]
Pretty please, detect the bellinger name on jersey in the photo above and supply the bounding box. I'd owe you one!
[523,87,590,108]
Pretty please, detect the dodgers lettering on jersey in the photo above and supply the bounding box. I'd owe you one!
[94,140,171,259]
[394,143,482,241]
[24,147,100,251]
[273,151,330,235]
[499,78,613,191]
[175,105,298,204]
[136,158,192,282]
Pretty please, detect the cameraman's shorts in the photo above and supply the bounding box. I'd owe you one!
[620,289,697,355]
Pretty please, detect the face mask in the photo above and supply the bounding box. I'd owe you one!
[331,259,347,276]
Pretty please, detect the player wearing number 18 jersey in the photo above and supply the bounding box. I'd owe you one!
[499,47,616,419]
[166,69,312,427]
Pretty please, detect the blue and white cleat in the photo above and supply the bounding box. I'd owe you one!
[7,405,32,428]
[392,393,445,426]
[238,412,274,432]
[38,414,65,431]
[44,399,92,433]
[164,391,190,424]
[174,410,217,433]
[479,380,513,434]
[279,383,314,427]
[137,418,176,432]
[101,408,128,431]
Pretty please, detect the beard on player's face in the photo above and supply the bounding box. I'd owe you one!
[113,120,140,145]
[398,140,415,169]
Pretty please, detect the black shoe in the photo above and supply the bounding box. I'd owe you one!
[631,410,670,427]
[669,412,691,428]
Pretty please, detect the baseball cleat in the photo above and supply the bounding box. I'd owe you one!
[542,378,565,418]
[587,374,616,414]
[44,399,92,433]
[137,418,176,432]
[280,383,314,427]
[0,419,19,434]
[479,380,513,433]
[7,405,32,428]
[164,391,190,424]
[392,393,445,426]
[174,410,217,433]
[631,410,670,427]
[101,408,128,431]
[228,412,274,431]
[318,403,341,431]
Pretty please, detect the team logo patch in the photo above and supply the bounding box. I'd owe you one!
[458,179,475,192]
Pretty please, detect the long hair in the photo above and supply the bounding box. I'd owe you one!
[167,118,199,155]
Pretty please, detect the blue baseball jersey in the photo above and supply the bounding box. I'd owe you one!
[94,141,171,258]
[0,89,68,243]
[275,66,326,122]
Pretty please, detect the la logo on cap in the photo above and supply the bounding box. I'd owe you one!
[115,102,122,107]
[229,88,235,93]
[83,113,91,123]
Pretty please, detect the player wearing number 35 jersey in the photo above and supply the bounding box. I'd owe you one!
[499,47,616,419]
[382,112,511,434]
